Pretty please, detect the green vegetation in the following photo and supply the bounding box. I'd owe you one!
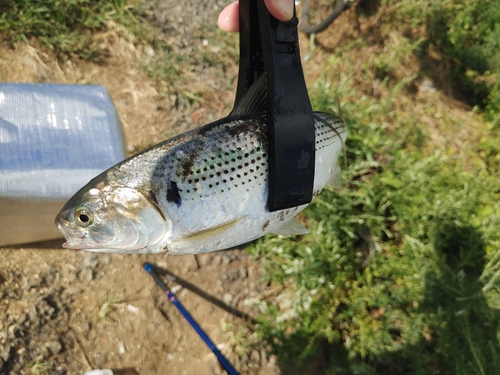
[144,24,237,102]
[248,1,500,373]
[388,0,500,123]
[0,0,163,61]
[95,292,133,322]
[0,0,236,102]
[25,358,53,375]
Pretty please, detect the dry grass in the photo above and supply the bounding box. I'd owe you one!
[299,1,486,171]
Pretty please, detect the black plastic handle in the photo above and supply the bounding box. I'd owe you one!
[234,0,315,212]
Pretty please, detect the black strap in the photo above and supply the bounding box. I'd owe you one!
[234,0,315,212]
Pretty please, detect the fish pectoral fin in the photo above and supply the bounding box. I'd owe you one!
[271,218,309,237]
[172,216,247,245]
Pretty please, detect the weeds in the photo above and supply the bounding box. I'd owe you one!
[251,109,500,373]
[95,293,133,322]
[249,3,500,372]
[221,321,257,362]
[384,0,500,123]
[0,0,164,61]
[145,50,186,94]
[24,358,53,375]
[144,23,237,104]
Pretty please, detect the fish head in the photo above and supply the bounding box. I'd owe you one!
[55,182,170,254]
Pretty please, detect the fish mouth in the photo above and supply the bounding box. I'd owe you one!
[54,214,85,250]
[55,214,110,251]
[61,237,85,250]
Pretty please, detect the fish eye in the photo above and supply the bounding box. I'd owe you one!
[75,207,94,227]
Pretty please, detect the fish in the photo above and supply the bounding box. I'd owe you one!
[55,75,346,254]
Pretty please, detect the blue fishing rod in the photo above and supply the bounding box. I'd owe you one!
[143,263,239,375]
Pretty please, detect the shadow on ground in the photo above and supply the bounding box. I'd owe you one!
[264,210,500,374]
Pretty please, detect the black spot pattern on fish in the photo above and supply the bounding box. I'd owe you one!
[166,179,182,207]
[197,125,265,190]
[314,115,344,150]
[151,117,270,203]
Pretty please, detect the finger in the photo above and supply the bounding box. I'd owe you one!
[264,0,294,21]
[218,0,294,32]
[218,1,240,32]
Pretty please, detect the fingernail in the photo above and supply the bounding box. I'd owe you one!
[277,0,294,20]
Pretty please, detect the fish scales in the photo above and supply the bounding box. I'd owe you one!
[111,116,271,247]
[55,75,346,254]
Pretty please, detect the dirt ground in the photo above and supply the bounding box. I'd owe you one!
[0,1,282,374]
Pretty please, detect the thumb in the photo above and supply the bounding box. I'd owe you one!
[264,0,294,21]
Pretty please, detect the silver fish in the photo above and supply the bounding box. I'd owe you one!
[55,77,346,254]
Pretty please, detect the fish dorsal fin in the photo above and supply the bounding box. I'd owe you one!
[231,73,267,116]
[271,217,309,237]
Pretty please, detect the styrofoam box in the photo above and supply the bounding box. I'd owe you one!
[0,84,126,246]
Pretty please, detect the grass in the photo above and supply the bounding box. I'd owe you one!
[221,321,260,364]
[384,0,500,124]
[95,292,133,322]
[25,358,53,375]
[246,3,500,372]
[0,0,167,61]
[250,105,500,373]
[0,0,235,108]
[144,23,238,105]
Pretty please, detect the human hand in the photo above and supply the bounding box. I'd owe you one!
[218,0,294,32]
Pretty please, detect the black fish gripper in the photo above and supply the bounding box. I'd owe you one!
[234,0,315,212]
